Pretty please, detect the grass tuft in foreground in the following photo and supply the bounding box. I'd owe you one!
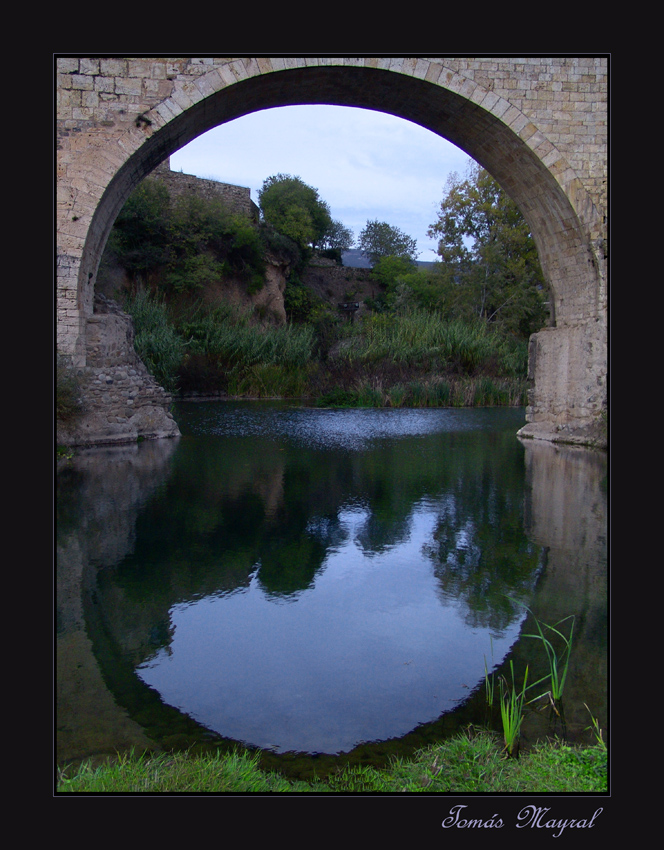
[57,748,313,794]
[57,729,607,794]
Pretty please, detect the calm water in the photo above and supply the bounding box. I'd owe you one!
[56,402,607,772]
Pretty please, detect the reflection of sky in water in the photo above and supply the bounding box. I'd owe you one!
[137,503,525,755]
[180,404,494,450]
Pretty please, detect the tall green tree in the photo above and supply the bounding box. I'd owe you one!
[257,174,334,250]
[428,163,549,338]
[358,219,419,265]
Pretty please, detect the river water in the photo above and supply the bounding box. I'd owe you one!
[56,402,607,777]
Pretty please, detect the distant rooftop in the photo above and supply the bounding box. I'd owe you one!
[342,249,435,270]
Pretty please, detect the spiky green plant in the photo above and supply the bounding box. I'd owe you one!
[124,288,187,392]
[484,658,495,706]
[499,660,529,757]
[584,704,606,751]
[523,611,575,707]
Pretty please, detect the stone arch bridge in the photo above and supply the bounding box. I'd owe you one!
[56,56,607,447]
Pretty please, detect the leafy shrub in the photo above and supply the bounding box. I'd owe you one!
[104,181,172,278]
[104,180,268,296]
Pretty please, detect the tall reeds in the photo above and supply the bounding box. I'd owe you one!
[123,292,529,405]
[339,308,498,373]
[499,660,529,757]
[483,608,577,757]
[181,305,316,370]
[523,611,575,711]
[124,289,187,391]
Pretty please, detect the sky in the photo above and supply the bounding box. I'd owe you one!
[169,104,474,263]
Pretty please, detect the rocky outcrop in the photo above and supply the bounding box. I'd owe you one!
[198,252,290,325]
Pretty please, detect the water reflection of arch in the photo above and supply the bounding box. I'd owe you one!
[56,417,607,764]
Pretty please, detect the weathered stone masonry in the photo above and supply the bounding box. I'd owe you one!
[152,158,259,221]
[57,295,180,447]
[56,56,607,447]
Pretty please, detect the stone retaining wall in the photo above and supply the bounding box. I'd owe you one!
[152,158,259,221]
[57,295,180,447]
[302,259,379,318]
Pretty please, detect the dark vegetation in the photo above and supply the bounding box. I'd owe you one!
[95,166,550,407]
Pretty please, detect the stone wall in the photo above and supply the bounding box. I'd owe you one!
[152,158,259,221]
[302,257,378,319]
[57,295,180,447]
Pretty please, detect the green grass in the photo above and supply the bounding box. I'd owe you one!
[119,291,530,406]
[227,362,314,398]
[124,289,187,392]
[180,305,316,370]
[56,729,607,794]
[109,295,532,410]
[56,748,311,794]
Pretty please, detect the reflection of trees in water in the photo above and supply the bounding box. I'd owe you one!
[58,408,607,762]
[423,484,544,636]
[355,510,413,556]
[254,527,330,598]
[91,418,543,663]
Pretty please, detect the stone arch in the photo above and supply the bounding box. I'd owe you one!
[57,57,607,445]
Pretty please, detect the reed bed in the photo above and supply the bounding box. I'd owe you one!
[338,309,501,374]
[124,293,529,406]
[181,305,316,369]
[317,375,527,409]
[124,289,187,392]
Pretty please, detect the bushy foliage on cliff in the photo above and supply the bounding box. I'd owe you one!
[103,180,273,296]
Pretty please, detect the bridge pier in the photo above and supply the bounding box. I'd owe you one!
[518,317,607,447]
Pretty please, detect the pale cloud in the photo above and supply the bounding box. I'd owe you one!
[169,104,473,261]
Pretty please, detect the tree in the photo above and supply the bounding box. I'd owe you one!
[427,162,549,338]
[319,219,355,252]
[257,174,334,250]
[358,220,419,265]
